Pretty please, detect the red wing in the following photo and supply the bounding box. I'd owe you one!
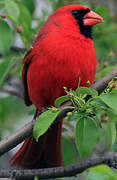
[22,32,45,106]
[22,49,33,106]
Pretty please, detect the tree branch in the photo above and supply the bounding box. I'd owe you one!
[92,68,117,94]
[10,46,26,53]
[0,87,23,99]
[0,153,116,179]
[0,121,34,156]
[0,46,26,57]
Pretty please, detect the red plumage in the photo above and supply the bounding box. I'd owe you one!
[10,4,103,169]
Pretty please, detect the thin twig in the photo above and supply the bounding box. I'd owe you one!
[0,46,26,57]
[92,68,117,94]
[0,87,23,99]
[0,121,34,156]
[10,47,26,53]
[0,153,116,179]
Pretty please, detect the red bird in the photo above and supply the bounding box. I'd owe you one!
[10,5,103,169]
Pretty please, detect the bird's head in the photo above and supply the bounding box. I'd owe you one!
[48,4,103,39]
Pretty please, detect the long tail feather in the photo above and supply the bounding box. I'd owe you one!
[10,120,63,169]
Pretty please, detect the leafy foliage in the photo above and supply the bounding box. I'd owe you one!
[75,116,98,156]
[87,164,117,180]
[0,19,13,55]
[34,80,117,158]
[33,108,61,141]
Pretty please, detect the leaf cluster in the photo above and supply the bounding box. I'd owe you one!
[34,79,117,159]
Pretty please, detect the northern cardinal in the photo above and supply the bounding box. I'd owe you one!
[10,5,103,169]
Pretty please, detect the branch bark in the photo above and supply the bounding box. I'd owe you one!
[0,87,23,99]
[0,153,116,179]
[92,68,117,94]
[0,46,26,57]
[0,121,34,156]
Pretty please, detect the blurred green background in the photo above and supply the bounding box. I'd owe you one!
[0,0,117,179]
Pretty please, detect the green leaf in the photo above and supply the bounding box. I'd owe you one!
[34,177,39,180]
[110,121,116,145]
[0,0,4,4]
[67,111,85,121]
[5,0,20,22]
[0,96,25,132]
[33,109,61,141]
[90,97,108,109]
[17,3,32,46]
[21,0,35,15]
[18,3,31,28]
[100,123,112,150]
[76,87,98,97]
[111,88,117,94]
[54,96,70,108]
[88,164,117,180]
[100,93,117,112]
[0,55,16,86]
[90,165,112,173]
[62,136,76,165]
[0,19,13,55]
[75,116,98,156]
[88,172,108,180]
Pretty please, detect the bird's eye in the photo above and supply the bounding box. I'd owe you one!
[71,10,79,16]
[71,9,90,20]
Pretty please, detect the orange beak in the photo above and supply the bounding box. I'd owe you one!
[83,10,104,26]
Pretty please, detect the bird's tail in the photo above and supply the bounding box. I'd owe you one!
[10,120,63,169]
